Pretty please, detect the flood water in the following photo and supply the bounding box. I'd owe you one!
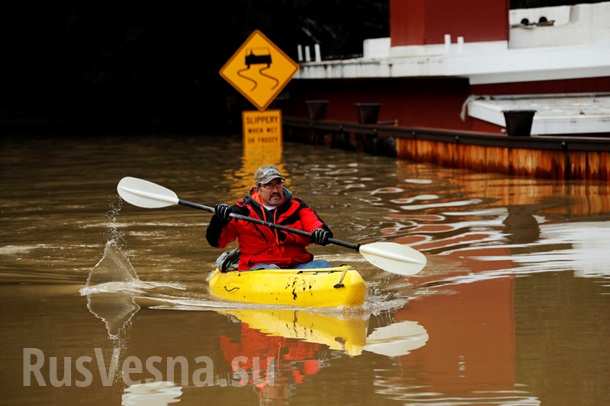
[1,134,609,405]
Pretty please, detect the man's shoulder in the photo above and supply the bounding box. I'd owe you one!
[291,197,310,209]
[234,196,255,215]
[236,194,253,206]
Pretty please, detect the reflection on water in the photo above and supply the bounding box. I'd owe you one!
[364,321,428,358]
[228,143,286,200]
[2,135,610,405]
[217,310,428,405]
[122,381,182,406]
[220,309,427,359]
[222,310,368,357]
[476,221,610,277]
[377,163,610,292]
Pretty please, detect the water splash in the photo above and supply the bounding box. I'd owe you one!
[81,239,184,349]
[106,196,125,248]
[82,241,185,297]
[82,241,141,341]
[86,240,137,286]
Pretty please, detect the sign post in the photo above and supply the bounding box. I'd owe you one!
[220,30,298,159]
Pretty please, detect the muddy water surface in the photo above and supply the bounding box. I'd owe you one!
[1,135,609,405]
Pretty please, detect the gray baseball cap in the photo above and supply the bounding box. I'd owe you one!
[255,165,285,185]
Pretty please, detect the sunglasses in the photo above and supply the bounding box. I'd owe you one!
[259,180,284,190]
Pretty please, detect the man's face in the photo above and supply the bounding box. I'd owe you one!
[257,178,286,207]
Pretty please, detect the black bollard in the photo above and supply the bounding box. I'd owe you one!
[503,110,536,137]
[305,100,329,121]
[354,102,381,124]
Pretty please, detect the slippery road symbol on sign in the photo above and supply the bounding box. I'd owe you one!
[237,47,279,91]
[220,30,298,111]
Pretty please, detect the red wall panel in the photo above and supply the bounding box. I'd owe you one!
[284,77,485,132]
[391,0,509,46]
[390,0,426,46]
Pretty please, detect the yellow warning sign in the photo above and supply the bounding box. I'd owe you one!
[220,30,298,111]
[242,110,282,149]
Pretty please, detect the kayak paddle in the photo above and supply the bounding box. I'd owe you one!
[116,176,427,276]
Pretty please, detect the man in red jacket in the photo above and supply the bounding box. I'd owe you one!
[206,165,332,271]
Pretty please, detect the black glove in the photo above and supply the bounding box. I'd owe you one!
[215,203,233,222]
[311,228,330,246]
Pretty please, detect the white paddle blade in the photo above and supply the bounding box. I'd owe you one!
[117,177,179,209]
[364,321,429,357]
[359,242,427,275]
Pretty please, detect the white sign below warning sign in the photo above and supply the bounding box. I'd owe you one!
[242,110,282,149]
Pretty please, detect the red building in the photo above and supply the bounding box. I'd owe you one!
[286,0,610,136]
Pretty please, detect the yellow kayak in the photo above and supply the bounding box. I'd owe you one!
[208,265,367,307]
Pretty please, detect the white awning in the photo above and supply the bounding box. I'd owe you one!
[466,93,610,135]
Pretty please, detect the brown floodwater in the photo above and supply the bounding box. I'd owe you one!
[1,134,609,405]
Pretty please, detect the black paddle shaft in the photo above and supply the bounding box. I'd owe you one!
[179,199,360,251]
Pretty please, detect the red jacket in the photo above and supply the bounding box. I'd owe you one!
[219,323,322,387]
[206,188,330,270]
